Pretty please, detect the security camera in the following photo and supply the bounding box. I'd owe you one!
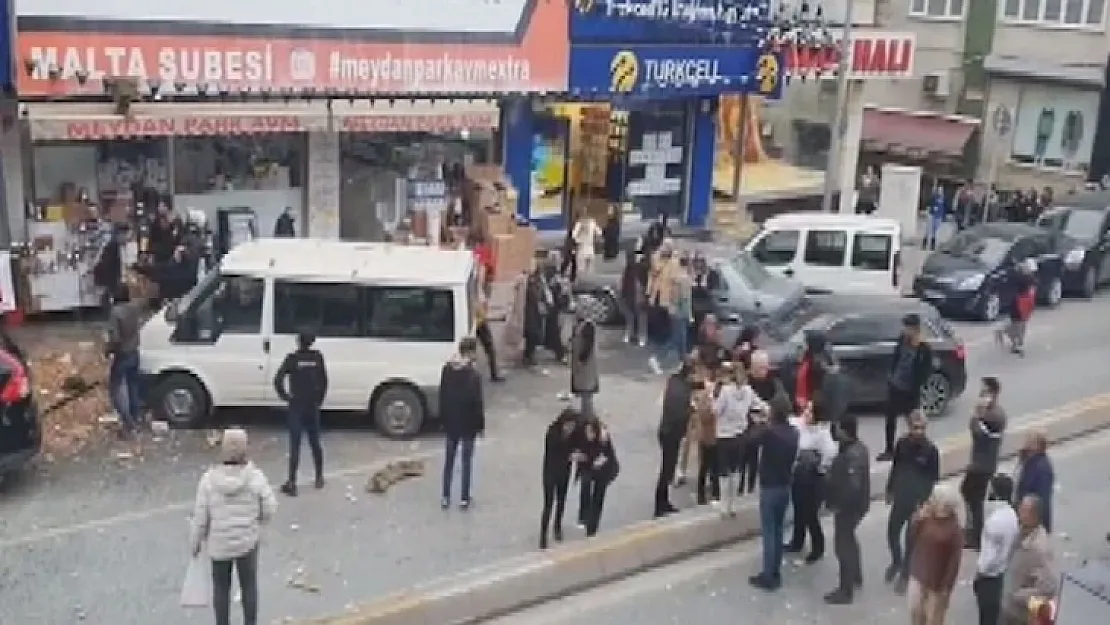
[47,64,61,82]
[174,81,186,94]
[75,69,90,86]
[19,102,29,118]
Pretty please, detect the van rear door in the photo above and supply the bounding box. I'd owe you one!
[846,228,900,295]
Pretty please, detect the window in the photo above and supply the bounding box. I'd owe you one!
[729,253,773,289]
[1010,238,1037,260]
[850,233,893,271]
[751,230,799,265]
[274,282,362,337]
[1002,0,1105,25]
[911,0,965,17]
[367,287,455,342]
[826,316,881,346]
[177,274,263,342]
[1038,207,1109,244]
[803,230,847,267]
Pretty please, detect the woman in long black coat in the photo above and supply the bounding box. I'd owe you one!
[540,408,582,549]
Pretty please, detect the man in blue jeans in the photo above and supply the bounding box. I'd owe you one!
[439,337,486,510]
[105,284,144,436]
[749,397,799,591]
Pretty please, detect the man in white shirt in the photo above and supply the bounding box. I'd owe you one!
[785,407,838,563]
[974,474,1020,625]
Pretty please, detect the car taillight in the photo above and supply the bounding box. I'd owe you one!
[955,341,967,361]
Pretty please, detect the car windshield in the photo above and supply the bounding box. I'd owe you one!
[1036,208,1103,245]
[729,252,773,289]
[937,232,1012,268]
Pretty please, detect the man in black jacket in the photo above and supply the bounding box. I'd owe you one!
[962,377,1007,549]
[273,330,329,496]
[748,396,800,591]
[883,410,939,591]
[439,337,485,510]
[541,408,582,549]
[655,357,695,517]
[878,314,933,461]
[825,417,871,605]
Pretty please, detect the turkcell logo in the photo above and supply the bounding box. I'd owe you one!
[643,58,724,88]
[596,0,746,26]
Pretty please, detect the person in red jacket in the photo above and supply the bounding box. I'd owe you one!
[996,259,1037,356]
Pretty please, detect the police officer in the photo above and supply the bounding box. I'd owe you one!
[273,330,329,496]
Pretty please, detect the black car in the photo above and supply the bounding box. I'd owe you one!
[912,223,1065,321]
[573,251,807,342]
[767,295,968,418]
[1035,194,1110,298]
[0,335,40,480]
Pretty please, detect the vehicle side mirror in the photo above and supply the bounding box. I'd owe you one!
[165,301,179,323]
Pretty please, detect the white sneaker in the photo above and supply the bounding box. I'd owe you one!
[648,356,662,374]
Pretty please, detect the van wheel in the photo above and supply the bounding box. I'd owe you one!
[372,384,425,439]
[152,373,210,428]
[1082,267,1098,299]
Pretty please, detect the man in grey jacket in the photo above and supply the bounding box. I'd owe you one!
[962,376,1007,549]
[1001,496,1057,625]
[825,417,871,605]
[106,283,144,435]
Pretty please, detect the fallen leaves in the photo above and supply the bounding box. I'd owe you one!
[29,342,112,459]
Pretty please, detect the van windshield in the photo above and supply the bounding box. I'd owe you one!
[174,262,220,314]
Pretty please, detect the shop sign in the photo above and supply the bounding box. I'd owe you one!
[15,0,569,95]
[782,31,916,80]
[569,46,771,98]
[570,0,767,44]
[29,111,498,140]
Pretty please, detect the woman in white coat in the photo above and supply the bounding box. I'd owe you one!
[572,215,601,278]
[189,428,278,625]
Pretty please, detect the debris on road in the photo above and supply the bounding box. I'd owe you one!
[365,459,425,494]
[30,343,112,459]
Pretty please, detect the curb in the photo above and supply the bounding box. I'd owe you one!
[301,392,1110,625]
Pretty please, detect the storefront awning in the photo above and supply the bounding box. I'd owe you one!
[25,100,500,141]
[861,109,979,159]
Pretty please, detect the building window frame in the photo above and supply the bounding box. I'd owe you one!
[1000,0,1107,29]
[909,0,966,19]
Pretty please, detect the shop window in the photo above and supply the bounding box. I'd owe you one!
[366,286,455,342]
[803,230,848,267]
[850,233,893,271]
[274,281,362,338]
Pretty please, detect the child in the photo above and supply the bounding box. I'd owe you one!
[713,363,765,515]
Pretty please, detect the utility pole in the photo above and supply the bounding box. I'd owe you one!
[730,94,750,223]
[820,0,856,213]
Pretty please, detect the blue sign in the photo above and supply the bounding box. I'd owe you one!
[570,0,769,45]
[0,1,11,91]
[569,45,781,99]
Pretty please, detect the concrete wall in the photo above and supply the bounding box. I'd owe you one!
[992,24,1110,65]
[862,18,966,114]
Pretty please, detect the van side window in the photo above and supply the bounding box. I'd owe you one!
[851,233,893,271]
[215,276,264,335]
[366,287,455,342]
[274,282,362,337]
[752,230,799,265]
[803,230,848,267]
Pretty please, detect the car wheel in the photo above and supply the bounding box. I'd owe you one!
[575,292,619,326]
[1042,276,1063,307]
[372,383,425,439]
[152,373,210,428]
[979,292,1001,322]
[919,373,952,418]
[1082,267,1098,299]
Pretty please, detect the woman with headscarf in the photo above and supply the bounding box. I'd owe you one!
[540,408,583,549]
[602,205,622,260]
[906,486,964,625]
[579,417,620,538]
[189,428,278,625]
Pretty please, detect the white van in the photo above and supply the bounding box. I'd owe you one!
[745,213,903,295]
[139,239,477,438]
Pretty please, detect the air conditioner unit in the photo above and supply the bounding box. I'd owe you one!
[922,71,951,98]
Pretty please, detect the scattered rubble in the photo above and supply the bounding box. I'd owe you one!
[29,342,112,459]
[365,459,425,494]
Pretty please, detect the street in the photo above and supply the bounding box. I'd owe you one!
[488,427,1110,625]
[1,289,1110,624]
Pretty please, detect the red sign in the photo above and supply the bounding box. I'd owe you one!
[782,32,916,80]
[339,113,497,133]
[15,0,568,95]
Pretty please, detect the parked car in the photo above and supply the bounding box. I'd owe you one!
[1034,196,1110,298]
[912,223,1065,321]
[572,251,807,345]
[745,213,903,296]
[0,333,39,481]
[767,295,968,418]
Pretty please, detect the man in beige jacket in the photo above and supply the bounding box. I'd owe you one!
[1000,495,1058,625]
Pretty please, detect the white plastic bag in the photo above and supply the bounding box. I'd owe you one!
[180,554,211,608]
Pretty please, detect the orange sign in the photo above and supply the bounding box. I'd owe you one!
[16,1,567,96]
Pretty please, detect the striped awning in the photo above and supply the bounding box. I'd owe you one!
[25,100,500,141]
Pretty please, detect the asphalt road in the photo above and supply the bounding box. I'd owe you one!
[1,289,1109,624]
[489,427,1110,625]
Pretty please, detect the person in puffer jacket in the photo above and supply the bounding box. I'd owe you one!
[190,428,278,625]
[712,362,764,515]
